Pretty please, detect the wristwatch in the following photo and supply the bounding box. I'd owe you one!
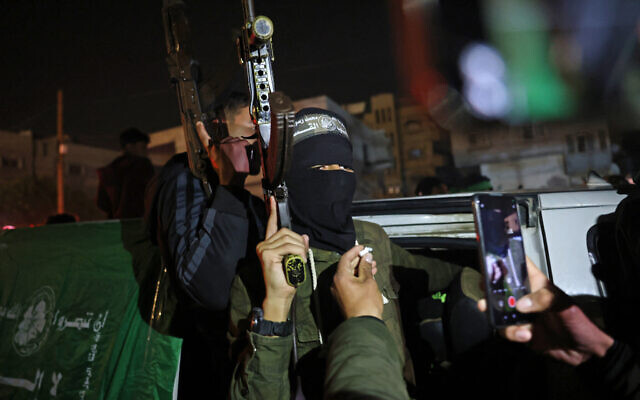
[249,307,293,337]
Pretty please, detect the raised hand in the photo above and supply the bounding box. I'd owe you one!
[256,196,309,321]
[478,257,614,366]
[332,245,382,320]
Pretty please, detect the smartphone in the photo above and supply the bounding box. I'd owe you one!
[472,194,530,328]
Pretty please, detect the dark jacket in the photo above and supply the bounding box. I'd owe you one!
[146,153,265,329]
[145,153,265,399]
[579,340,640,399]
[97,153,155,219]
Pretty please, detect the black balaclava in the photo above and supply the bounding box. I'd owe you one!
[285,108,356,254]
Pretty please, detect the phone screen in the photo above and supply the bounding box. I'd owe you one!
[473,194,530,327]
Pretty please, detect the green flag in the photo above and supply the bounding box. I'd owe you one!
[0,220,181,399]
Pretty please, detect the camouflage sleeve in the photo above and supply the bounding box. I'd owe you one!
[324,317,410,400]
[229,275,293,400]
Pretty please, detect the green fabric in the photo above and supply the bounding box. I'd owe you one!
[0,220,181,400]
[229,219,465,399]
[325,317,410,400]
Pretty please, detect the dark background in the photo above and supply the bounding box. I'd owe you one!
[1,0,398,149]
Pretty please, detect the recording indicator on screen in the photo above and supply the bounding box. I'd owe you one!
[473,194,531,327]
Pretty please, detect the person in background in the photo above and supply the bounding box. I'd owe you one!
[97,128,155,219]
[415,176,449,196]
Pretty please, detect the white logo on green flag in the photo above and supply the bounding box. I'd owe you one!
[13,286,55,357]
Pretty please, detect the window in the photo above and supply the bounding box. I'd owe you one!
[598,130,608,150]
[566,136,575,153]
[523,126,533,139]
[577,135,586,153]
[404,120,422,134]
[586,134,594,152]
[468,132,491,148]
[408,148,423,159]
[387,185,401,195]
[1,156,19,168]
[433,140,450,155]
[375,110,380,124]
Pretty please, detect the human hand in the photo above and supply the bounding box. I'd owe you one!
[256,196,309,322]
[196,121,248,187]
[478,257,614,366]
[332,245,382,320]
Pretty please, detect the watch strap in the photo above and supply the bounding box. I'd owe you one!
[255,319,293,337]
[250,307,293,336]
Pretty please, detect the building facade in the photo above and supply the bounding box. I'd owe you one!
[345,93,452,197]
[450,120,612,190]
[0,129,34,181]
[1,129,126,224]
[34,136,121,199]
[147,126,185,167]
[396,101,451,195]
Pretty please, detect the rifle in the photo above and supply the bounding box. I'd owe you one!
[162,0,223,198]
[237,0,305,288]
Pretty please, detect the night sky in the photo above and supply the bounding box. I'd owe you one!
[1,0,398,149]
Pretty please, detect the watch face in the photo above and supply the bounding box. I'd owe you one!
[250,307,263,332]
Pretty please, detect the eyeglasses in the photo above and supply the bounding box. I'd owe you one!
[311,164,354,173]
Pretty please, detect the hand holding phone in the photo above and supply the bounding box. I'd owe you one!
[473,194,531,328]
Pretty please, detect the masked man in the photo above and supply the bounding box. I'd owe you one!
[146,91,264,399]
[228,108,483,399]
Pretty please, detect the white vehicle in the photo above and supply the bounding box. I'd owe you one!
[353,189,625,298]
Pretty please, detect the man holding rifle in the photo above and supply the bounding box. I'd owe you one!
[158,1,279,396]
[146,88,265,399]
